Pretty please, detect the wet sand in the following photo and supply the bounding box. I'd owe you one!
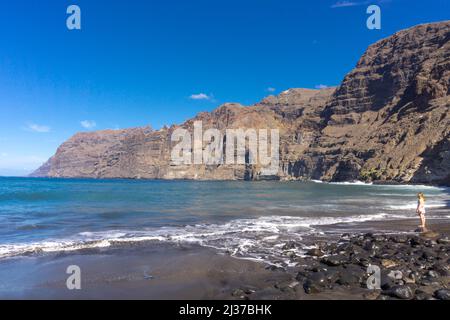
[0,218,448,300]
[0,243,295,300]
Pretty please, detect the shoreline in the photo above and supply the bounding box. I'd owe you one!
[0,218,448,300]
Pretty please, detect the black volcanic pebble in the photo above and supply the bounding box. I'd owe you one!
[303,279,323,294]
[409,237,423,247]
[231,289,247,298]
[321,255,348,266]
[308,272,329,286]
[374,235,387,242]
[415,293,433,300]
[419,278,441,287]
[265,265,285,272]
[434,289,450,300]
[272,232,449,298]
[386,285,415,300]
[351,254,371,267]
[421,249,437,261]
[324,269,341,283]
[432,264,450,277]
[306,248,324,257]
[363,241,377,251]
[341,233,351,240]
[391,235,408,243]
[364,233,374,239]
[437,237,450,245]
[381,274,396,290]
[426,270,439,278]
[336,271,360,286]
[424,240,437,248]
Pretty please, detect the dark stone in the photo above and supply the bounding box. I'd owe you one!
[386,285,415,300]
[387,270,403,281]
[303,279,323,294]
[381,272,396,290]
[231,289,246,298]
[434,289,450,300]
[243,288,256,295]
[374,235,386,242]
[307,272,329,287]
[437,237,450,245]
[391,235,408,243]
[326,243,338,252]
[424,240,437,248]
[426,270,439,278]
[420,279,441,287]
[352,254,371,267]
[421,249,437,260]
[432,264,450,277]
[296,269,309,281]
[323,269,341,283]
[337,243,354,254]
[363,241,377,251]
[409,237,422,247]
[274,281,298,293]
[321,255,348,266]
[403,271,417,284]
[336,272,360,286]
[265,265,285,272]
[364,233,374,239]
[415,293,433,300]
[306,248,325,257]
[310,266,326,272]
[341,233,351,240]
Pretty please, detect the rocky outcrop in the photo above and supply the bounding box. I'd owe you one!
[32,21,450,185]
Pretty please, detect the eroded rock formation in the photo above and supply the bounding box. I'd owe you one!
[32,22,450,185]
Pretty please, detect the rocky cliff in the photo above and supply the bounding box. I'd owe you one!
[32,21,450,185]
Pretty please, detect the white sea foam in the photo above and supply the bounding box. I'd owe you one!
[328,181,373,186]
[0,212,421,263]
[387,203,447,210]
[311,180,449,191]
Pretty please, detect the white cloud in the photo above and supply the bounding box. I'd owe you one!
[0,153,7,157]
[315,84,329,89]
[189,93,212,101]
[331,1,360,8]
[26,123,51,133]
[81,120,97,129]
[266,87,276,93]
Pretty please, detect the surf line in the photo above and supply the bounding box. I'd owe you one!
[179,305,214,318]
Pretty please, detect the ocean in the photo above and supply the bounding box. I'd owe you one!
[0,177,449,266]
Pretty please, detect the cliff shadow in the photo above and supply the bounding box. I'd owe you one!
[411,135,450,187]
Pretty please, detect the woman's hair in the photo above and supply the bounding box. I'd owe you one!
[418,192,426,201]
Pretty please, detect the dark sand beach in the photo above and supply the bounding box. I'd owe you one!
[1,218,448,300]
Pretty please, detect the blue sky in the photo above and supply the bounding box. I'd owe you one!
[0,0,448,176]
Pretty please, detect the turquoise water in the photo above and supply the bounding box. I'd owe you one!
[0,177,449,263]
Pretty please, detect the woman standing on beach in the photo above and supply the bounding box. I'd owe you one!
[416,193,427,230]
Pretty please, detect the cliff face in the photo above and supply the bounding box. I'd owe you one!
[32,22,450,185]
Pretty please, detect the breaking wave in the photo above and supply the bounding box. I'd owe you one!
[0,212,416,263]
